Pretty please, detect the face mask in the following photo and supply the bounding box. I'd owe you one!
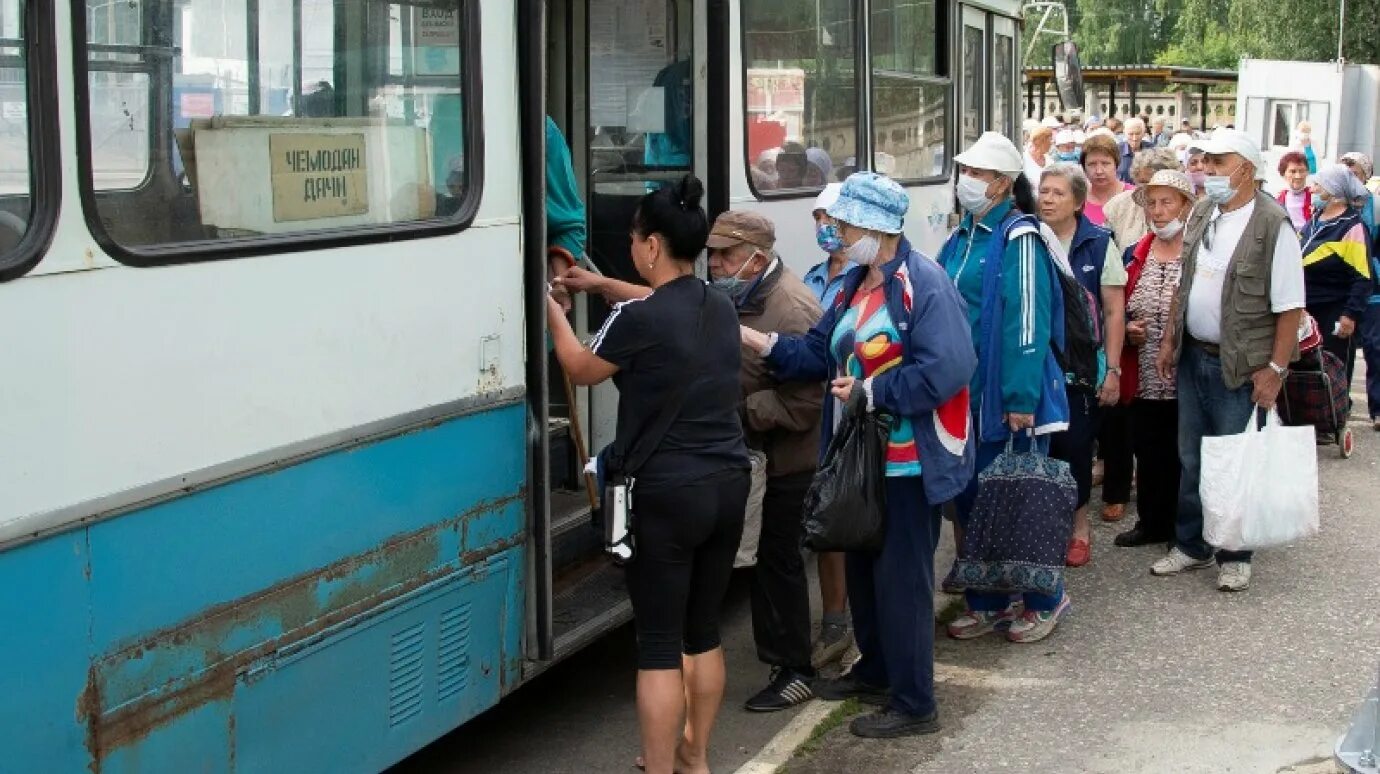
[1150,218,1184,239]
[710,253,759,298]
[1188,170,1207,190]
[846,234,882,266]
[1055,150,1081,162]
[816,222,844,253]
[1203,164,1242,204]
[956,174,994,215]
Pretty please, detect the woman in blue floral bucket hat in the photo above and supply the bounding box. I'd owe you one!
[741,171,977,738]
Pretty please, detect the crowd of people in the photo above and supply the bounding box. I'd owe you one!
[543,119,1380,773]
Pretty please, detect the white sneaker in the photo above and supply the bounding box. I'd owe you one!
[1150,547,1215,576]
[1217,562,1252,592]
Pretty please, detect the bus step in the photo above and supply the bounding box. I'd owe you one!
[550,560,632,663]
[550,488,600,575]
[550,488,593,539]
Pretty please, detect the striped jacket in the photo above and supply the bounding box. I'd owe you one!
[938,203,1070,442]
[1299,207,1373,319]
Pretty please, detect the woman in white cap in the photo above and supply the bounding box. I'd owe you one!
[936,131,1074,643]
[799,183,856,668]
[802,183,855,309]
[1052,129,1081,164]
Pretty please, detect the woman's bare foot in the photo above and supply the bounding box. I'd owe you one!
[674,742,710,774]
[632,745,709,774]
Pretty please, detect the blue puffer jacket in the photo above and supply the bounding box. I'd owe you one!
[765,238,978,505]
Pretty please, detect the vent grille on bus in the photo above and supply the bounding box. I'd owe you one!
[388,622,427,726]
[436,603,473,701]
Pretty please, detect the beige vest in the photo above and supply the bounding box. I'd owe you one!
[1173,189,1296,388]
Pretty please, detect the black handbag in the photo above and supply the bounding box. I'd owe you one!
[601,285,708,562]
[801,390,890,553]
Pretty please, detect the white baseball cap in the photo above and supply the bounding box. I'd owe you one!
[1191,128,1267,181]
[813,182,843,213]
[954,131,1025,178]
[1054,129,1077,146]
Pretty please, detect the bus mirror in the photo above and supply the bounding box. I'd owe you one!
[1052,41,1085,112]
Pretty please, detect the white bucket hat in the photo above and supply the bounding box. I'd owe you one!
[813,182,843,213]
[1190,128,1267,181]
[954,131,1025,179]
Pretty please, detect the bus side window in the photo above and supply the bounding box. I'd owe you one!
[0,0,52,282]
[78,0,479,259]
[741,0,859,192]
[871,0,948,182]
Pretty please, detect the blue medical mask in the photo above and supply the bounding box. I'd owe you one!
[711,252,761,298]
[1055,150,1081,162]
[1204,163,1243,205]
[816,222,845,253]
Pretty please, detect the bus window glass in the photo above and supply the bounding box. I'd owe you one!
[88,0,151,190]
[960,22,984,150]
[742,0,857,190]
[0,0,31,255]
[80,0,473,253]
[992,33,1013,140]
[870,0,947,180]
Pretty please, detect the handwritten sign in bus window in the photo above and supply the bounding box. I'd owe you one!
[269,133,369,222]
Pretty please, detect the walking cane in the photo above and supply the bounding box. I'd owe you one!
[549,246,600,513]
[562,371,600,512]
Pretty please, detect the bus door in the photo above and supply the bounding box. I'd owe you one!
[531,0,706,669]
[959,7,988,150]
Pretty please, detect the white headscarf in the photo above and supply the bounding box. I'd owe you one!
[1316,163,1371,206]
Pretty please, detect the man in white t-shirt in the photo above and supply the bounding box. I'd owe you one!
[1152,129,1306,593]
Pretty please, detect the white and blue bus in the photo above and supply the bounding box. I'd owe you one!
[0,0,1021,769]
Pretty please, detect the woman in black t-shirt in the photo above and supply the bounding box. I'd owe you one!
[547,174,749,774]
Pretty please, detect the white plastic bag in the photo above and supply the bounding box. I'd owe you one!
[734,450,768,568]
[1201,407,1319,551]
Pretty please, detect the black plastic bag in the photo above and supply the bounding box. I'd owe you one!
[802,393,889,552]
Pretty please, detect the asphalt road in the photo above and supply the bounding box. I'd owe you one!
[390,571,817,774]
[396,373,1379,774]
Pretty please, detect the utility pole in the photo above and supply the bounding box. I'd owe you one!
[1338,0,1346,64]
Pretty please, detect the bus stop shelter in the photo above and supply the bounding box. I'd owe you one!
[1022,64,1238,130]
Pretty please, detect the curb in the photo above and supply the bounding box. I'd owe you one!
[731,700,837,774]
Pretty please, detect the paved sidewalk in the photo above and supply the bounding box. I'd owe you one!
[786,413,1380,774]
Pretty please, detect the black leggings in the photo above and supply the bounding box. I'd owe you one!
[625,468,750,670]
[1050,387,1099,508]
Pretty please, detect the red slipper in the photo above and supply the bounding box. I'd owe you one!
[1066,538,1091,567]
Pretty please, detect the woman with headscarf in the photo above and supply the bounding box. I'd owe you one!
[740,172,976,738]
[935,132,1072,643]
[1299,164,1375,391]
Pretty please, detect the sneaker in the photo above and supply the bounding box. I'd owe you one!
[946,600,1021,640]
[812,672,888,706]
[1006,593,1071,643]
[810,622,854,670]
[1150,547,1215,576]
[744,667,815,712]
[848,707,940,739]
[1217,561,1252,592]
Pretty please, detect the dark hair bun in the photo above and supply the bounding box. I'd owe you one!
[675,174,705,210]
